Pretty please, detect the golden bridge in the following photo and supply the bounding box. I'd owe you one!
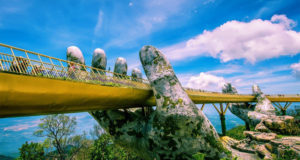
[0,43,299,119]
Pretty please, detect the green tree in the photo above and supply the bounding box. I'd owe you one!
[89,124,105,139]
[18,141,44,160]
[90,132,141,160]
[34,114,76,160]
[67,132,91,159]
[90,133,111,160]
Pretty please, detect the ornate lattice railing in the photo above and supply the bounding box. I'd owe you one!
[0,43,150,89]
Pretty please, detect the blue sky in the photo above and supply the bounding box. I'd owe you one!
[0,0,300,157]
[0,0,299,93]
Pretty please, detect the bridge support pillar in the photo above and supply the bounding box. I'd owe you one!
[281,109,286,116]
[245,121,250,131]
[273,102,292,115]
[220,114,226,136]
[201,103,205,111]
[212,103,229,136]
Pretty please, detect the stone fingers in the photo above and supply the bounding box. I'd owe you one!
[139,45,197,115]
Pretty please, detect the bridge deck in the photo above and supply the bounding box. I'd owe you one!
[0,43,299,118]
[1,72,299,118]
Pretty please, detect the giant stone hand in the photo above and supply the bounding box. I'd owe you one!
[90,46,230,160]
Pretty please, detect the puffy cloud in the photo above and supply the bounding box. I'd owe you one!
[291,61,300,78]
[164,15,300,63]
[186,72,226,92]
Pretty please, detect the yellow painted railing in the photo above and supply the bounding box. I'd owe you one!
[0,43,150,89]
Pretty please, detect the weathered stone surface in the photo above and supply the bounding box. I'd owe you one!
[221,136,259,160]
[221,136,239,147]
[244,131,277,142]
[252,84,276,115]
[230,148,260,160]
[270,137,300,159]
[131,68,142,82]
[92,48,107,70]
[260,115,299,135]
[66,46,86,79]
[222,83,299,135]
[91,46,231,160]
[228,104,255,125]
[245,85,276,126]
[234,142,256,153]
[113,57,127,77]
[67,46,85,65]
[254,144,272,159]
[222,83,255,125]
[255,121,271,133]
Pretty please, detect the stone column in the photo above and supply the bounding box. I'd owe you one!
[66,46,85,79]
[66,46,85,68]
[113,57,127,78]
[92,48,107,74]
[131,68,142,82]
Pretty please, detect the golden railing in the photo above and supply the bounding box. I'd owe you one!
[0,43,150,89]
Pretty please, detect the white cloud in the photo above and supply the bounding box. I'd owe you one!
[163,14,300,63]
[271,14,296,29]
[4,124,37,131]
[179,64,299,94]
[186,72,226,92]
[291,61,300,78]
[94,10,103,35]
[3,119,41,131]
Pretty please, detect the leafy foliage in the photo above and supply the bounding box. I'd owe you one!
[90,133,141,160]
[34,114,77,160]
[192,152,205,160]
[17,115,141,160]
[226,125,247,140]
[17,141,45,160]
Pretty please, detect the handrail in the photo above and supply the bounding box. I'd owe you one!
[0,43,150,89]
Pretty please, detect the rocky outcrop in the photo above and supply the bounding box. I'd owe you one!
[270,136,300,159]
[250,86,299,135]
[236,84,276,126]
[131,68,142,82]
[91,46,231,160]
[257,115,300,135]
[250,84,276,119]
[231,132,300,160]
[92,48,107,71]
[113,57,127,77]
[222,83,255,125]
[244,131,277,142]
[223,84,300,135]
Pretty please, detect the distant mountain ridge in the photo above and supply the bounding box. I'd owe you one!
[0,155,14,160]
